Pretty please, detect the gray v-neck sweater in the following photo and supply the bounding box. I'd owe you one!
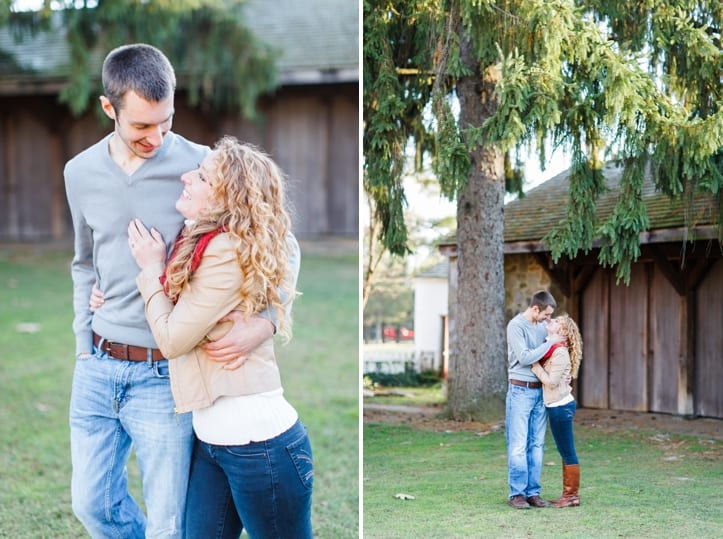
[65,131,210,355]
[506,313,553,382]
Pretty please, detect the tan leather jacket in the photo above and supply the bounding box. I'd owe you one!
[531,347,573,406]
[136,233,281,413]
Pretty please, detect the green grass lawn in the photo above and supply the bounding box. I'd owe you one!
[0,242,359,538]
[363,407,722,539]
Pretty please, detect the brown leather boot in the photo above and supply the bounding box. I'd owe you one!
[552,464,580,507]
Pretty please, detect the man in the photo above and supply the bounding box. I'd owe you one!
[64,43,298,538]
[505,289,564,509]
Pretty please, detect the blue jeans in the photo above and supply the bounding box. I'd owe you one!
[185,419,313,539]
[69,351,194,539]
[505,383,547,498]
[547,400,579,465]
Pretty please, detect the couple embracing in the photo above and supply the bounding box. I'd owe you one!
[505,290,583,510]
[65,43,313,538]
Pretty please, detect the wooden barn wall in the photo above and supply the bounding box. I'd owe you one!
[577,256,721,419]
[580,268,609,409]
[695,258,723,418]
[0,83,358,241]
[266,96,331,236]
[326,95,359,236]
[608,264,649,411]
[649,266,683,415]
[581,264,663,413]
[0,99,63,240]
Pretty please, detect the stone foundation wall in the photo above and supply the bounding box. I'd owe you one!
[504,253,568,322]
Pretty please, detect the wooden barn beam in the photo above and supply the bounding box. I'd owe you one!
[567,265,596,325]
[532,252,571,297]
[678,295,696,416]
[648,245,686,296]
[572,265,596,295]
[0,79,67,96]
[641,226,719,243]
[685,258,716,292]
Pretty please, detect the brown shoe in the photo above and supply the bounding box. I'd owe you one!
[508,495,531,509]
[527,495,551,508]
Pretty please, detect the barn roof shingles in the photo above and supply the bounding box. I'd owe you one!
[504,163,717,244]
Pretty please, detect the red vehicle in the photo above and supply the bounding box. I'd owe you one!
[382,326,415,340]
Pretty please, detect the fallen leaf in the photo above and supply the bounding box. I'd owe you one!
[16,322,42,334]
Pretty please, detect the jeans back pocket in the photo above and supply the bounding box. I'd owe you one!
[286,432,314,490]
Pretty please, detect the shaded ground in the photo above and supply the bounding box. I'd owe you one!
[363,401,723,440]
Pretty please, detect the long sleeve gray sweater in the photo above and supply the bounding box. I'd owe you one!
[506,313,554,382]
[65,132,211,356]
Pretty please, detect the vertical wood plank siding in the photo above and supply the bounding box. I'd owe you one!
[575,259,721,418]
[580,268,610,409]
[0,84,358,241]
[695,259,723,418]
[649,266,682,414]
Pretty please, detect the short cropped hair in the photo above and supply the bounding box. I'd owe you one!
[102,43,176,112]
[529,290,557,310]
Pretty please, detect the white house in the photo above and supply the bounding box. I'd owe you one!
[411,259,449,374]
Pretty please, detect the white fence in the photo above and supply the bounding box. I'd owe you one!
[363,349,437,374]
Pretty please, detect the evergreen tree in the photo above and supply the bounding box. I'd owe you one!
[364,0,721,419]
[2,0,277,117]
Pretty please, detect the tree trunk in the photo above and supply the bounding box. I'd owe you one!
[446,31,507,421]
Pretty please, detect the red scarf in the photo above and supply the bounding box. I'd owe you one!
[159,227,226,298]
[539,343,565,368]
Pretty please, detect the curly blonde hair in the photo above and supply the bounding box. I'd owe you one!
[556,314,582,378]
[163,136,295,341]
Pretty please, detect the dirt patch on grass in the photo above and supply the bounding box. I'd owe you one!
[575,408,722,440]
[363,401,723,441]
[364,402,499,434]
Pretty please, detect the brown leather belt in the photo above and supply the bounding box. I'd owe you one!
[93,332,165,362]
[510,379,542,389]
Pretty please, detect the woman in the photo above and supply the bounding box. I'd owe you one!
[531,314,582,508]
[127,136,312,538]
